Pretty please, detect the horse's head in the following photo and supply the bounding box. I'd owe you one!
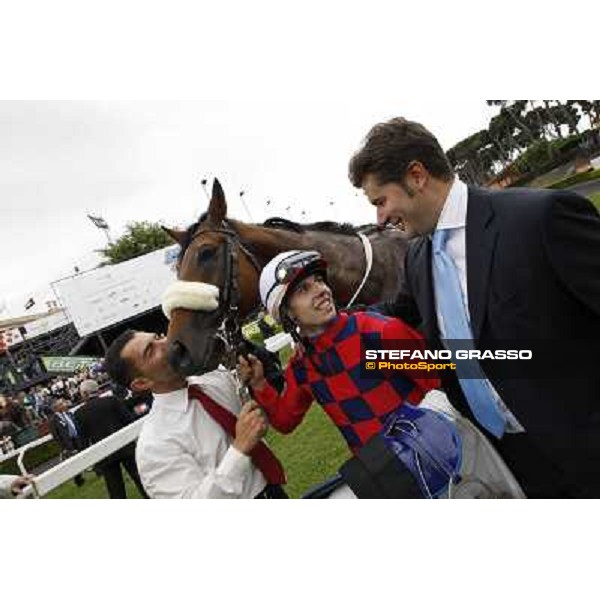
[163,179,262,376]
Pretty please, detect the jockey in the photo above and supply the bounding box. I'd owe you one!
[237,249,440,454]
[238,250,526,498]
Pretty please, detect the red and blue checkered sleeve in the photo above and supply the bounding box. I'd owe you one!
[381,317,441,397]
[252,358,314,434]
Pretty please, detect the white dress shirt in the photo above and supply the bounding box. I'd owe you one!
[136,368,267,499]
[432,178,524,433]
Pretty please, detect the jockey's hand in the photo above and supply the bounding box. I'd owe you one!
[237,354,266,391]
[233,400,268,455]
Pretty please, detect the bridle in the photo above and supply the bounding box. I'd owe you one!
[186,219,262,370]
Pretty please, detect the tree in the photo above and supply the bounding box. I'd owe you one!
[573,100,600,129]
[560,101,581,135]
[488,100,537,146]
[447,129,494,185]
[448,100,600,187]
[98,221,175,265]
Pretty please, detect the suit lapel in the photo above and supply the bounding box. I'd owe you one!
[465,186,498,341]
[409,237,438,340]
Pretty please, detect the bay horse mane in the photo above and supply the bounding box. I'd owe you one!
[262,217,361,236]
[177,212,380,262]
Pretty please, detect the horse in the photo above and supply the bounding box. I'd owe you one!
[163,179,410,377]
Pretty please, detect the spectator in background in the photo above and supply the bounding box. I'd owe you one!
[22,389,40,422]
[74,379,147,499]
[0,394,19,437]
[50,378,64,398]
[1,394,27,430]
[48,397,85,487]
[35,386,53,418]
[14,392,35,426]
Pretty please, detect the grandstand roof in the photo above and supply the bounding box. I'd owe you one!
[0,307,66,331]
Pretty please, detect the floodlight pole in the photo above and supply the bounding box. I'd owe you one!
[103,227,113,245]
[239,190,253,222]
[200,178,211,202]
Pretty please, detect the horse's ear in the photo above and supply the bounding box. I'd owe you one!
[207,178,227,224]
[162,226,187,246]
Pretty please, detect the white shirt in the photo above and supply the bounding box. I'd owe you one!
[136,368,267,499]
[433,178,525,433]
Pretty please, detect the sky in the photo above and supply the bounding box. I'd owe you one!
[0,99,498,317]
[3,0,592,321]
[5,0,586,320]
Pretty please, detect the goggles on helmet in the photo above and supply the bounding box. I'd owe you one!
[274,250,327,286]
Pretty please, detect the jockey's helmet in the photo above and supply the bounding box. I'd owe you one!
[259,250,328,324]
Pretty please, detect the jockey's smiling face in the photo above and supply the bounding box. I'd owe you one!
[286,274,337,335]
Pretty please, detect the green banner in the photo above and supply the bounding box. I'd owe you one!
[41,356,98,373]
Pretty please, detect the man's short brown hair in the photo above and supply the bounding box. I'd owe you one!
[349,117,454,188]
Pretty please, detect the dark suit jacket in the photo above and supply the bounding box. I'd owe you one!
[48,412,82,453]
[381,186,600,494]
[74,394,136,469]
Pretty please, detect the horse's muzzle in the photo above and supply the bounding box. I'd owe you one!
[167,335,226,377]
[167,340,197,377]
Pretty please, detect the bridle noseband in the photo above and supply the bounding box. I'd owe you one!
[187,219,263,368]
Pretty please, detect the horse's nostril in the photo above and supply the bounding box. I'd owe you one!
[168,341,194,374]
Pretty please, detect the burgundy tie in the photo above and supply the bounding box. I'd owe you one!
[188,385,286,485]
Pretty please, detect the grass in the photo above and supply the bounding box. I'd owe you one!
[589,192,600,212]
[42,404,349,499]
[547,167,600,190]
[266,405,351,498]
[45,469,145,499]
[0,440,61,476]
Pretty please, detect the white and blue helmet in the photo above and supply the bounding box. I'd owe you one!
[259,250,328,323]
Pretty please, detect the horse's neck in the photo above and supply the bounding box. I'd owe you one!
[235,221,311,263]
[236,221,364,303]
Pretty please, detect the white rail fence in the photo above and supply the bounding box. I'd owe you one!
[18,417,146,498]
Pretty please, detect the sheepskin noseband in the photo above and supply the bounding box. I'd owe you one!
[162,281,220,320]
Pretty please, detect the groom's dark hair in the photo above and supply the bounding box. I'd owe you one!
[349,117,454,187]
[105,329,138,388]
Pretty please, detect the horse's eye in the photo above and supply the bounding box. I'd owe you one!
[197,246,216,263]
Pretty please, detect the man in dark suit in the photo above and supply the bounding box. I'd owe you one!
[75,379,148,499]
[48,397,85,487]
[349,117,600,498]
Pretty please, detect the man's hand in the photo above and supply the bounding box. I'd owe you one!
[237,354,266,391]
[11,475,33,497]
[233,400,268,455]
[134,403,149,416]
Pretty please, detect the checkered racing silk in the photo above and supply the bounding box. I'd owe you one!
[287,312,440,453]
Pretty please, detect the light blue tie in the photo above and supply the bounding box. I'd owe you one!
[432,229,506,438]
[63,413,78,439]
